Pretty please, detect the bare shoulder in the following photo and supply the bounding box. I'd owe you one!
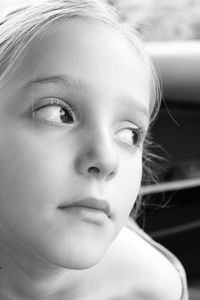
[101,224,183,300]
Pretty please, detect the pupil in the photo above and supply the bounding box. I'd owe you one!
[60,108,73,123]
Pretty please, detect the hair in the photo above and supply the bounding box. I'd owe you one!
[0,0,161,217]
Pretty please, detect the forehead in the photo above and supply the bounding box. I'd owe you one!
[4,18,150,114]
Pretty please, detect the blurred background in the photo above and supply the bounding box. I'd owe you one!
[118,0,200,41]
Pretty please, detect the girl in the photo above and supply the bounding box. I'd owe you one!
[0,0,188,299]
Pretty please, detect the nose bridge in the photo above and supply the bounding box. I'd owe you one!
[74,124,119,180]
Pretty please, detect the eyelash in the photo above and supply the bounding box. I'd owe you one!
[32,98,145,148]
[130,127,144,148]
[33,98,75,126]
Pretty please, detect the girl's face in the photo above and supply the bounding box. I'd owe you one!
[0,19,150,269]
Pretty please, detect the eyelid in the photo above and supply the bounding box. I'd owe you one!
[32,97,77,126]
[33,97,73,111]
[34,97,78,120]
[129,127,146,147]
[117,120,147,137]
[115,124,146,149]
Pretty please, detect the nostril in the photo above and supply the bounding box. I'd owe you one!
[87,166,116,180]
[88,166,100,174]
[108,171,115,179]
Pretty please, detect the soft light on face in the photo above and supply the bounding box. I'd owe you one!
[0,18,150,269]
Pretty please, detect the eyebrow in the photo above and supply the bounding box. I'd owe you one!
[23,74,149,119]
[23,74,87,91]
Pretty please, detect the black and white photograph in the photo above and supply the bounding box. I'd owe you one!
[2,0,200,299]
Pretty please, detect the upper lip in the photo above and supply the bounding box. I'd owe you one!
[58,197,111,218]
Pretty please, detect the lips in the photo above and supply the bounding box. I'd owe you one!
[58,197,111,218]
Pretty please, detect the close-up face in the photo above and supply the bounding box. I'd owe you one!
[0,18,150,269]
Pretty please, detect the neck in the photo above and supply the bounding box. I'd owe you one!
[0,234,92,300]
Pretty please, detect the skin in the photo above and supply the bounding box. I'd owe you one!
[0,18,181,300]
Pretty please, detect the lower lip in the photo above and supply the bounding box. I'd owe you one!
[59,206,109,224]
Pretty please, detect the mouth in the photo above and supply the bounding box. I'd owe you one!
[58,197,111,218]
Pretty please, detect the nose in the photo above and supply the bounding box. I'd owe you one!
[74,130,119,181]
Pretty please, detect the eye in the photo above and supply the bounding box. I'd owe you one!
[116,127,142,147]
[33,98,74,125]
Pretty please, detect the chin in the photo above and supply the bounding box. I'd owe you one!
[59,241,109,270]
[63,253,105,270]
[35,233,111,271]
[24,218,117,271]
[42,249,106,271]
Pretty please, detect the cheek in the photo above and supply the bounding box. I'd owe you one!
[111,152,142,221]
[0,130,73,223]
[123,158,142,209]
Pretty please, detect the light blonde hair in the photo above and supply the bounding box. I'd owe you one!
[0,0,161,215]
